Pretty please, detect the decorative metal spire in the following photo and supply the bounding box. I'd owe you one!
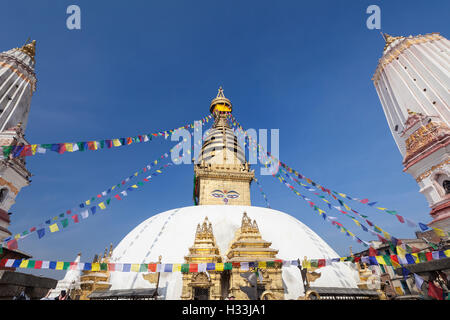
[19,39,36,61]
[209,86,232,114]
[381,33,404,51]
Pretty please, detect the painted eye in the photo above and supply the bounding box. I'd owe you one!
[225,191,240,199]
[211,190,224,198]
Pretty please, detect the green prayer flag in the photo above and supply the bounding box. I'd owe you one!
[181,264,189,273]
[382,255,393,266]
[2,146,13,158]
[266,261,275,268]
[0,246,3,254]
[139,264,148,272]
[77,142,85,151]
[22,230,29,236]
[59,213,65,218]
[41,144,52,150]
[137,182,144,187]
[310,260,318,268]
[418,252,427,263]
[224,263,232,270]
[100,140,105,149]
[100,263,108,271]
[106,198,111,205]
[63,262,70,270]
[61,219,69,228]
[27,260,35,269]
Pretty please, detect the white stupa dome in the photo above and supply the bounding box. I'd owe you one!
[109,205,359,300]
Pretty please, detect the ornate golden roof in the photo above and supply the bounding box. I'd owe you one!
[210,86,232,113]
[18,40,36,61]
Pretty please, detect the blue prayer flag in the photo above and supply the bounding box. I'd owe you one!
[90,206,97,215]
[123,264,131,272]
[49,261,57,269]
[37,228,45,239]
[405,254,415,264]
[369,257,378,265]
[418,223,429,231]
[164,264,173,272]
[206,263,215,271]
[83,263,91,270]
[12,260,22,268]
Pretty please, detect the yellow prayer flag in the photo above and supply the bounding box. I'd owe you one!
[131,185,138,189]
[302,260,311,268]
[411,253,419,263]
[65,143,73,152]
[31,145,37,155]
[432,228,446,237]
[352,219,360,227]
[339,257,346,262]
[156,170,162,173]
[444,249,450,257]
[112,139,120,147]
[134,172,138,176]
[394,286,404,295]
[131,264,140,272]
[376,256,386,265]
[91,263,100,271]
[86,200,91,205]
[14,234,21,239]
[397,246,406,256]
[111,185,116,190]
[258,262,266,269]
[215,263,224,271]
[56,261,64,270]
[98,202,106,210]
[49,223,59,233]
[20,260,29,268]
[376,207,387,211]
[93,141,99,150]
[318,209,325,215]
[382,231,391,240]
[52,216,58,221]
[173,264,181,272]
[344,203,351,210]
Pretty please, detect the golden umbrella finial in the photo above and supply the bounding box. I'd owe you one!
[19,39,37,61]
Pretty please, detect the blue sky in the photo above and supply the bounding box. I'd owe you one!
[1,1,449,279]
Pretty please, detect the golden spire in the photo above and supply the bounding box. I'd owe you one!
[210,86,232,114]
[382,33,404,51]
[19,39,36,61]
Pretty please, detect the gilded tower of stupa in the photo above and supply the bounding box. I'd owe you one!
[194,87,254,206]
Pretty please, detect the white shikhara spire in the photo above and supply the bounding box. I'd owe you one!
[373,32,449,157]
[0,39,37,132]
[373,32,450,231]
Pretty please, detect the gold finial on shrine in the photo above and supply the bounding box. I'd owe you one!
[19,39,36,61]
[382,33,404,51]
[210,86,232,114]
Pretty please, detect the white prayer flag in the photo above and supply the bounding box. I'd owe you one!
[72,143,79,152]
[81,210,89,219]
[241,262,249,271]
[41,261,50,269]
[77,263,85,270]
[198,263,207,272]
[37,147,47,154]
[115,263,123,272]
[5,259,15,267]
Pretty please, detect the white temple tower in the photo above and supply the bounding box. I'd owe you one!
[373,33,450,231]
[0,40,36,241]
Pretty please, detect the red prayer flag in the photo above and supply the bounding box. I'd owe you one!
[7,239,18,250]
[66,210,71,215]
[396,215,405,223]
[108,263,115,271]
[425,252,433,261]
[318,259,326,268]
[29,227,36,233]
[34,261,43,269]
[360,199,369,204]
[148,264,156,272]
[428,282,443,300]
[189,264,198,273]
[71,214,79,223]
[114,194,121,200]
[126,137,132,145]
[58,143,67,154]
[232,262,241,268]
[20,145,33,157]
[354,257,361,263]
[390,255,400,268]
[0,259,7,268]
[369,247,378,256]
[70,262,77,270]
